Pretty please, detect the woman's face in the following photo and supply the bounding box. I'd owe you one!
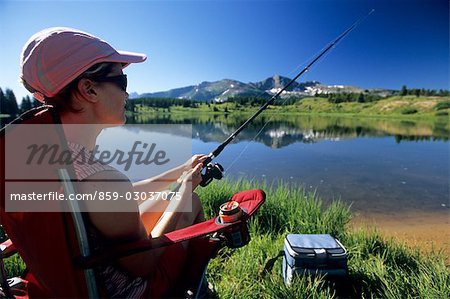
[94,63,128,125]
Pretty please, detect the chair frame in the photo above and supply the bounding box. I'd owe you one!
[0,106,265,298]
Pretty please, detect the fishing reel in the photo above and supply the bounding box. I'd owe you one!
[199,163,224,187]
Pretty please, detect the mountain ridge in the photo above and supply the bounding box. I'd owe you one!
[132,75,395,101]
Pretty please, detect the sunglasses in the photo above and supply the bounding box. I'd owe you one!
[94,74,127,91]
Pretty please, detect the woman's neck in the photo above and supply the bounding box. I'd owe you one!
[59,112,103,151]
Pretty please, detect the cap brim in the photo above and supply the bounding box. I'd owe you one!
[108,50,147,68]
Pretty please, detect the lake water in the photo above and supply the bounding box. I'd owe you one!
[112,113,449,217]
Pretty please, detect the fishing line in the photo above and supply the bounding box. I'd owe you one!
[200,9,374,186]
[224,10,374,173]
[225,66,317,173]
[224,41,337,172]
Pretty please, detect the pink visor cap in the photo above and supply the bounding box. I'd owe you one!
[21,27,147,102]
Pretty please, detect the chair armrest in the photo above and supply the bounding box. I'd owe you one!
[74,189,266,269]
[74,221,224,269]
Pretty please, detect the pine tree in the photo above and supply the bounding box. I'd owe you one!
[357,93,365,103]
[5,89,19,116]
[32,97,41,108]
[20,96,33,112]
[0,88,6,114]
[438,89,449,96]
[414,89,420,97]
[400,85,407,96]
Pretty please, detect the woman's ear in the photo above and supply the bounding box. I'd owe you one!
[77,78,99,103]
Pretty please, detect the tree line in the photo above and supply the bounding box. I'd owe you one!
[0,87,41,117]
[128,97,202,111]
[400,85,449,97]
[2,85,448,116]
[226,95,329,106]
[327,92,382,104]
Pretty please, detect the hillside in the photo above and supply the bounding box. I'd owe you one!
[135,75,395,102]
[291,96,450,117]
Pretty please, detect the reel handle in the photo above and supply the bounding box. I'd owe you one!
[199,163,224,187]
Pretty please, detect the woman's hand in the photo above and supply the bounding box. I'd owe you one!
[184,154,208,171]
[182,162,204,190]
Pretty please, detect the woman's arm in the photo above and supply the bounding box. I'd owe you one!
[80,165,203,277]
[137,162,204,235]
[80,170,166,276]
[132,154,207,194]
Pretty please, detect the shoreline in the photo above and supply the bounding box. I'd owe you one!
[350,210,450,259]
[130,95,450,119]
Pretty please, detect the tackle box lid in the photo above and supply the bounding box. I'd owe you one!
[284,234,346,256]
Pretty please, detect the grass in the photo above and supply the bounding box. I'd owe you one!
[2,179,449,298]
[196,178,450,299]
[131,96,450,119]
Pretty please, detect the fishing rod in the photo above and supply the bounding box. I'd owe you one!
[200,9,374,187]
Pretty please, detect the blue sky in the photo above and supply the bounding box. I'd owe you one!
[1,0,448,102]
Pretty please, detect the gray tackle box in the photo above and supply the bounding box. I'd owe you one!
[282,234,348,285]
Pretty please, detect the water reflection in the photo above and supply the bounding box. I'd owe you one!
[126,113,449,147]
[121,113,449,215]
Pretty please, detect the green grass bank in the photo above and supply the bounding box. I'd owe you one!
[132,96,450,118]
[197,179,450,299]
[2,179,449,298]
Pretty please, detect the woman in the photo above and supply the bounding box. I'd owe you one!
[20,27,209,298]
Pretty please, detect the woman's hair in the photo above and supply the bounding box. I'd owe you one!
[25,62,116,113]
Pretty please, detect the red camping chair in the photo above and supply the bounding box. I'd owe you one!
[0,106,265,298]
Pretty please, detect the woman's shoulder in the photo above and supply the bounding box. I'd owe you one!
[67,141,121,181]
[76,170,132,202]
[82,168,130,182]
